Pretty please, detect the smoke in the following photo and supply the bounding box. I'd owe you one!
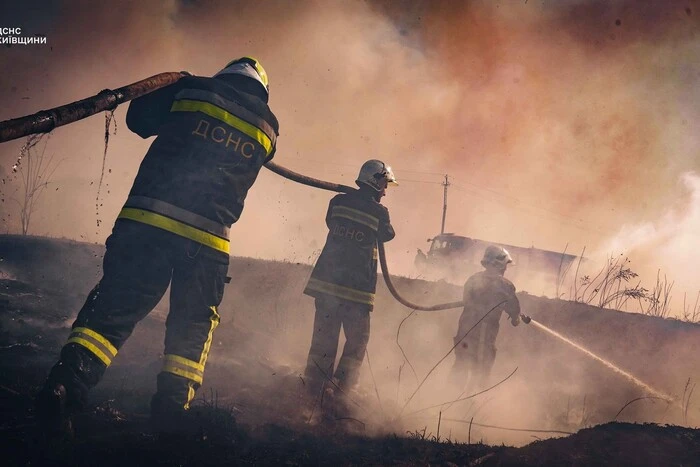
[0,2,699,306]
[601,171,700,299]
[3,2,700,449]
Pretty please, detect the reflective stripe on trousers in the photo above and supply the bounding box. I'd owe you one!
[160,305,220,408]
[67,327,119,367]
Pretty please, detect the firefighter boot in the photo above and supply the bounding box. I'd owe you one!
[151,372,211,438]
[34,383,75,441]
[317,383,339,426]
[299,378,324,425]
[150,392,196,437]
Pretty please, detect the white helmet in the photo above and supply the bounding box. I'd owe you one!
[481,245,513,268]
[355,159,398,191]
[214,56,269,101]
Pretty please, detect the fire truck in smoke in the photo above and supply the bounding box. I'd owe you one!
[414,233,580,293]
[413,176,582,294]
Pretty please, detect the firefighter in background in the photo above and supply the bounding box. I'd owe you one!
[303,160,397,402]
[451,245,521,392]
[34,57,279,435]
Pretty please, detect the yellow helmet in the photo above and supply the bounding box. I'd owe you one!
[214,56,269,100]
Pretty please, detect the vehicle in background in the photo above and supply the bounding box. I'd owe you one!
[415,233,581,295]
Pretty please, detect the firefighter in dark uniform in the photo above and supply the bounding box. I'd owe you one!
[303,160,397,399]
[451,245,521,392]
[34,57,279,434]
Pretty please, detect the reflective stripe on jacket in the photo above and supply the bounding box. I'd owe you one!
[122,75,279,253]
[304,191,395,309]
[118,196,231,254]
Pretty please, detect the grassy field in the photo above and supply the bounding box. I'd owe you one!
[1,234,699,466]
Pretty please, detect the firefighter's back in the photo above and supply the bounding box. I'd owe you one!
[461,270,516,329]
[127,75,279,228]
[305,190,391,309]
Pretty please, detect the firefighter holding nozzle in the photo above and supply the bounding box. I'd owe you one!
[451,245,528,392]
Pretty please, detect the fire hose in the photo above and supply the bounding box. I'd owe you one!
[0,71,466,311]
[14,72,679,406]
[266,162,463,311]
[0,72,187,143]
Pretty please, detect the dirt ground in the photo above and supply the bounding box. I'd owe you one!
[1,235,700,466]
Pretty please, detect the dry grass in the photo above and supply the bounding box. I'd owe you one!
[560,252,683,320]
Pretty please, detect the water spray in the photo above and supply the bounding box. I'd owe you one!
[525,316,677,405]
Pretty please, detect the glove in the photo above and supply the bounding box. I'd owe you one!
[510,314,520,327]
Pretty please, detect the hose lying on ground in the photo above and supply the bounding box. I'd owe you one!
[0,71,464,311]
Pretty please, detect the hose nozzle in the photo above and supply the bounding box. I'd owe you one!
[521,314,532,324]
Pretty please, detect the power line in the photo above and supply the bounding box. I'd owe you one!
[393,168,446,176]
[272,161,606,238]
[451,177,594,226]
[453,182,600,234]
[100,139,604,237]
[449,183,606,237]
[279,159,599,236]
[280,155,447,177]
[398,178,443,185]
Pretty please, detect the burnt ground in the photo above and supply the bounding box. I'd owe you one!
[1,235,700,466]
[0,275,500,467]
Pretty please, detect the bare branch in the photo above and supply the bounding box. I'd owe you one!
[11,134,60,235]
[439,418,574,435]
[334,417,366,430]
[365,349,384,419]
[396,308,419,384]
[556,242,569,298]
[403,367,518,418]
[573,246,586,301]
[614,396,667,421]
[311,358,367,415]
[398,300,507,416]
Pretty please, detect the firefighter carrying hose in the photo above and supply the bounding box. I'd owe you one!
[450,245,522,393]
[34,57,279,436]
[302,160,397,406]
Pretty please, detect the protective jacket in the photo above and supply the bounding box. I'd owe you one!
[304,190,395,310]
[122,75,279,255]
[456,270,520,340]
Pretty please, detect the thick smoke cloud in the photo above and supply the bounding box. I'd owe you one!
[1,0,699,311]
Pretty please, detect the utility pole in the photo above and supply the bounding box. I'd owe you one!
[441,174,449,234]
